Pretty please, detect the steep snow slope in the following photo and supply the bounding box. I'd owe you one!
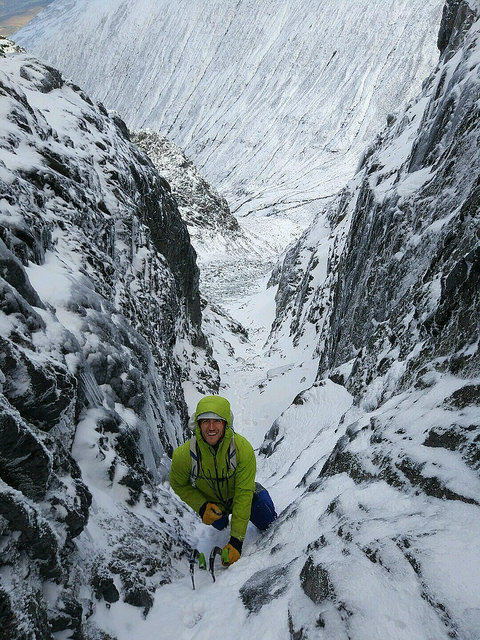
[16,0,445,219]
[3,1,479,639]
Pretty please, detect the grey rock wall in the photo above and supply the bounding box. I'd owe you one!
[0,38,214,639]
[318,0,479,401]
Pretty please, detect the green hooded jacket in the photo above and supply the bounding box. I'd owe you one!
[169,396,256,540]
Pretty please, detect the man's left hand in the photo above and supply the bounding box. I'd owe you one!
[222,544,240,566]
[222,537,243,566]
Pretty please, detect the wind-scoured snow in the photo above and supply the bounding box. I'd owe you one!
[15,0,445,220]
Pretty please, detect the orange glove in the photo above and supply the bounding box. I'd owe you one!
[200,502,223,525]
[221,537,242,566]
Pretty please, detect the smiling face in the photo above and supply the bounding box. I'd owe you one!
[199,418,226,446]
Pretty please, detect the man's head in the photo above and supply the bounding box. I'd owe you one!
[195,395,232,446]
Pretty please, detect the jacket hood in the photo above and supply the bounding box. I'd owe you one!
[194,395,232,427]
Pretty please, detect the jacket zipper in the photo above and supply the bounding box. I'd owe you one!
[212,449,226,509]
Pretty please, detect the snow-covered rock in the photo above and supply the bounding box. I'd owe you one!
[131,130,241,241]
[256,2,480,636]
[274,0,480,404]
[0,37,217,639]
[2,1,479,639]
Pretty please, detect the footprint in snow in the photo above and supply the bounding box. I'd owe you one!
[183,603,204,628]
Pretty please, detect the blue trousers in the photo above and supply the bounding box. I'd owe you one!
[212,488,277,532]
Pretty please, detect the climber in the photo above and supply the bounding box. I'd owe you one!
[169,395,277,566]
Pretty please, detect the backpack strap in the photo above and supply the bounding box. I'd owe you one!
[189,436,200,485]
[226,434,237,474]
[189,434,237,485]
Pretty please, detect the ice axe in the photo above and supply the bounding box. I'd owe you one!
[208,546,230,582]
[189,548,206,590]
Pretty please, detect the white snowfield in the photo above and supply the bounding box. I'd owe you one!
[16,0,444,219]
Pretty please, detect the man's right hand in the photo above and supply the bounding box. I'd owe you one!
[200,502,223,525]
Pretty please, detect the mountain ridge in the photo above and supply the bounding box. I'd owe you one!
[15,0,445,220]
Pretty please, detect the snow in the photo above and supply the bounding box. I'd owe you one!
[90,470,478,640]
[104,36,479,640]
[26,254,75,306]
[15,0,445,221]
[118,5,480,635]
[3,2,480,639]
[82,249,479,639]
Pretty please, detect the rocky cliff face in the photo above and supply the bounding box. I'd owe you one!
[316,0,479,404]
[257,4,479,636]
[0,38,217,639]
[131,131,241,242]
[270,0,479,405]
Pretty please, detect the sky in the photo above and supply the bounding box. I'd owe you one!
[0,0,53,35]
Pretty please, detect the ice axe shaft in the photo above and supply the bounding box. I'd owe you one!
[189,549,206,590]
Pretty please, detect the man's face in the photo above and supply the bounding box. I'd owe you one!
[199,418,226,446]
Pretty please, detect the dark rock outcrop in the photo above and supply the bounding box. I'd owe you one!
[300,556,335,604]
[240,563,291,614]
[0,37,213,639]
